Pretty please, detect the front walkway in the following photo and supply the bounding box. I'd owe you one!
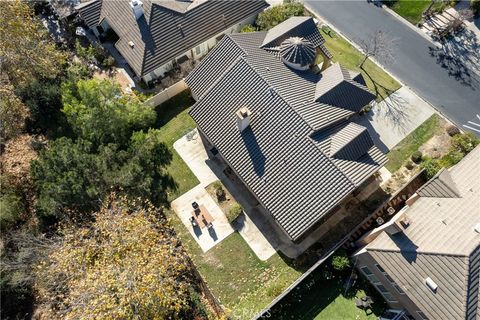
[172,129,276,260]
[355,86,436,152]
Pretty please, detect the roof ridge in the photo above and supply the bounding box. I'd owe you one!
[368,247,472,258]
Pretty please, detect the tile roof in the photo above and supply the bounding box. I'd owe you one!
[76,0,102,28]
[366,146,480,320]
[279,37,316,69]
[417,168,460,198]
[76,0,268,77]
[186,17,386,240]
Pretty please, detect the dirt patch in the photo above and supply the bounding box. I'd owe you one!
[1,134,42,186]
[93,68,132,94]
[419,130,451,159]
[205,181,239,217]
[382,165,421,194]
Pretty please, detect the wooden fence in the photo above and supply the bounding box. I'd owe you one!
[145,79,188,107]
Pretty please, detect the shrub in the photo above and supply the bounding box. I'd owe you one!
[240,24,256,33]
[439,150,464,167]
[102,55,116,68]
[212,181,226,201]
[227,203,243,223]
[450,132,479,154]
[256,2,306,30]
[446,125,460,137]
[331,250,350,272]
[411,150,423,164]
[420,157,441,179]
[405,161,415,170]
[0,193,24,230]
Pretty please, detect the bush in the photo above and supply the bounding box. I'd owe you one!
[212,181,226,201]
[256,2,306,30]
[439,150,464,167]
[420,157,441,179]
[0,193,24,230]
[450,132,480,154]
[102,55,116,68]
[331,250,350,272]
[446,125,460,137]
[240,24,257,33]
[411,150,423,164]
[405,161,415,170]
[227,203,243,223]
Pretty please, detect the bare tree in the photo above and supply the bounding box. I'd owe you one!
[358,30,397,68]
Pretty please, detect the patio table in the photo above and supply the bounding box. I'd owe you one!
[192,205,214,229]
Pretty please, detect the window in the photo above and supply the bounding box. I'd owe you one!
[195,45,201,55]
[360,266,380,283]
[375,264,385,273]
[417,311,429,320]
[360,266,397,303]
[376,264,406,295]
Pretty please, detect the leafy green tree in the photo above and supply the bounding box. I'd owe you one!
[61,79,156,148]
[256,2,306,30]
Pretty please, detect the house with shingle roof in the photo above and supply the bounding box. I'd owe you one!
[185,16,387,242]
[75,0,268,83]
[353,146,480,320]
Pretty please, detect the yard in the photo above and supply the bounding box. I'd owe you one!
[384,0,452,25]
[265,262,386,320]
[385,114,444,172]
[319,27,401,101]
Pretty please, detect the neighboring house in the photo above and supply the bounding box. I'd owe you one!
[75,0,268,82]
[185,16,387,243]
[353,146,480,320]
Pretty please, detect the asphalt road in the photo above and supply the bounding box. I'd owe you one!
[306,0,480,135]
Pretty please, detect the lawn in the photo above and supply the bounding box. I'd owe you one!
[266,263,386,320]
[386,0,432,24]
[385,114,444,172]
[319,28,401,101]
[155,91,304,317]
[154,91,199,201]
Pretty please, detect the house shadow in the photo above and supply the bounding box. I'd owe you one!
[390,232,419,264]
[241,127,266,177]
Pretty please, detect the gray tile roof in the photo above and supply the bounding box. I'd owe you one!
[76,0,102,28]
[76,0,268,77]
[417,168,460,198]
[186,17,386,240]
[261,16,324,48]
[315,63,376,112]
[366,146,480,320]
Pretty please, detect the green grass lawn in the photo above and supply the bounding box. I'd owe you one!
[267,265,386,320]
[385,114,444,172]
[319,28,401,101]
[386,0,432,24]
[154,91,199,201]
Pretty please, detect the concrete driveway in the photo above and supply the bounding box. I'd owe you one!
[355,86,436,152]
[173,129,277,260]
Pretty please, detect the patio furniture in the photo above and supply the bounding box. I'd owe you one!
[190,216,198,227]
[192,201,199,210]
[355,296,373,310]
[191,205,214,229]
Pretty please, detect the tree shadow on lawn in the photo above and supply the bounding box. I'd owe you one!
[154,89,195,128]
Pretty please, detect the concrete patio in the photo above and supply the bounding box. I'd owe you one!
[172,129,277,259]
[355,86,436,153]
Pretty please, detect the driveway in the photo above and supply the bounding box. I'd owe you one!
[305,1,480,135]
[355,86,436,152]
[173,129,277,260]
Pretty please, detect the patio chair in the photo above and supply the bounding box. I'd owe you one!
[190,216,197,227]
[192,201,199,210]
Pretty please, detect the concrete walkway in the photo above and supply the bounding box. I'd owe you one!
[355,86,436,152]
[173,129,277,260]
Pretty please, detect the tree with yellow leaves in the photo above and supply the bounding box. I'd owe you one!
[34,195,194,319]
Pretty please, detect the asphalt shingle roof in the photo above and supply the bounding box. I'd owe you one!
[186,17,386,240]
[76,0,268,77]
[366,146,480,320]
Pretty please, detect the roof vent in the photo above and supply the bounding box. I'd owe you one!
[236,107,251,132]
[425,277,438,293]
[475,223,480,233]
[279,37,316,71]
[128,41,135,48]
[130,0,144,20]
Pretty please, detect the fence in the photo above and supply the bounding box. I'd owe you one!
[145,79,188,107]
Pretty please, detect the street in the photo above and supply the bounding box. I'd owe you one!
[306,0,480,135]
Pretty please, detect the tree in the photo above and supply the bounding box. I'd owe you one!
[61,79,157,148]
[0,0,66,86]
[34,195,192,319]
[256,2,306,30]
[358,30,397,68]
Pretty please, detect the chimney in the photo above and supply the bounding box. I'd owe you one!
[130,0,144,20]
[385,212,410,236]
[236,107,251,132]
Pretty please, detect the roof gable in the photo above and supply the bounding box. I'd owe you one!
[261,16,324,48]
[330,123,374,161]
